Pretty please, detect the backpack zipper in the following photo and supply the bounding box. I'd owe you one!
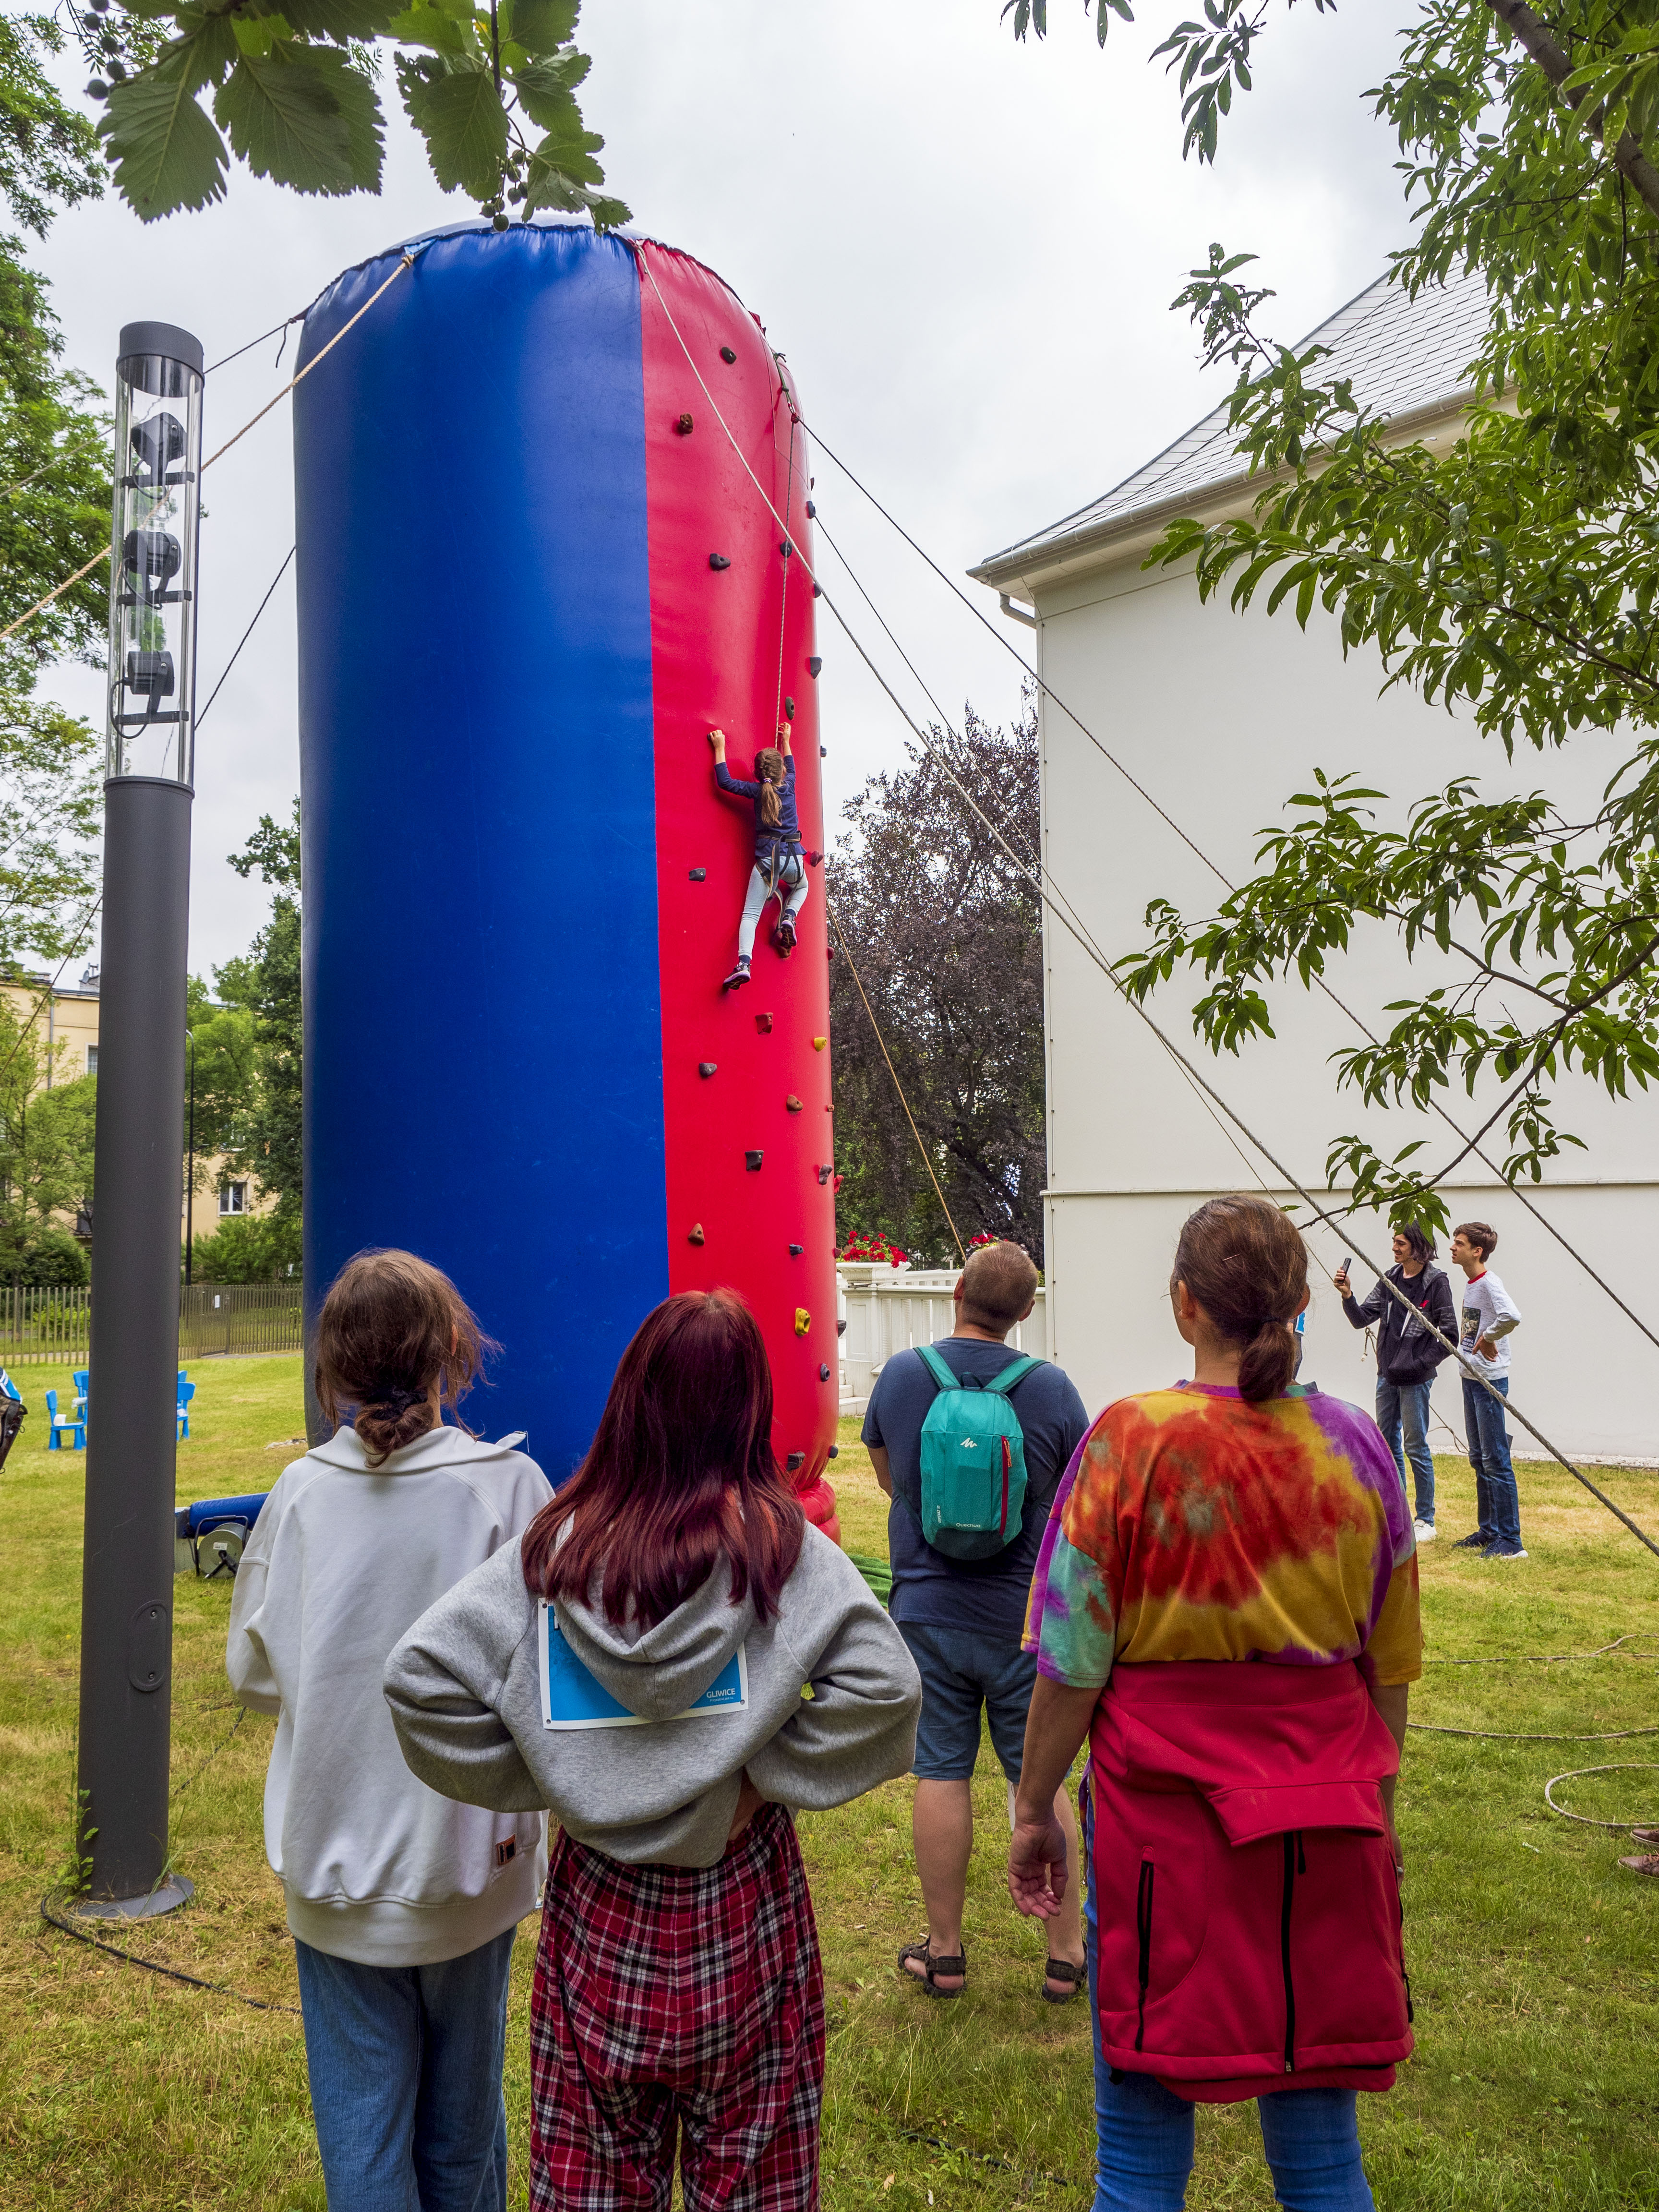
[1134,1852,1155,2051]
[999,1436,1011,1536]
[1279,1831,1303,2071]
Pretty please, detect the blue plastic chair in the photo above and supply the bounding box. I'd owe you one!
[177,1377,195,1442]
[46,1387,85,1452]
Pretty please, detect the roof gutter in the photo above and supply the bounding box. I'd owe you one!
[969,388,1476,604]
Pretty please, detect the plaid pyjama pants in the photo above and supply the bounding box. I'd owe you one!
[529,1802,826,2212]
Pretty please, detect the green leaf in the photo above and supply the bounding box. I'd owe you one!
[510,55,585,132]
[214,48,373,195]
[387,1,471,53]
[252,0,404,37]
[507,0,580,57]
[307,46,386,188]
[398,57,507,195]
[100,59,230,219]
[233,13,296,59]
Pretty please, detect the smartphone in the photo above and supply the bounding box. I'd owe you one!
[1339,1255,1353,1277]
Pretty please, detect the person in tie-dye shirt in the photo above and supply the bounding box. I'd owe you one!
[1008,1196,1422,2212]
[1022,1372,1421,1693]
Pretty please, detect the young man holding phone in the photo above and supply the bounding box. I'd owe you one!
[1334,1224,1457,1540]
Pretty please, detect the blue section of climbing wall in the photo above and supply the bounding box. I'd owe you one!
[294,226,666,1477]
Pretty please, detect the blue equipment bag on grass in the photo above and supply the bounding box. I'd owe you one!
[914,1345,1044,1561]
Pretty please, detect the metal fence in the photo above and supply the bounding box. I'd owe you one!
[0,1281,304,1367]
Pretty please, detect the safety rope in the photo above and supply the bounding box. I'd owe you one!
[772,398,799,745]
[801,421,1659,1363]
[826,902,966,1263]
[0,249,419,651]
[195,544,295,731]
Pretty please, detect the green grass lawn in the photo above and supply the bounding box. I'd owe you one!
[1,1361,1657,2207]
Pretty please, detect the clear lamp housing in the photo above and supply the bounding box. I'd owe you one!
[107,324,204,785]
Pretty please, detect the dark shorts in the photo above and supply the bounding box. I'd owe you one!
[897,1621,1037,1783]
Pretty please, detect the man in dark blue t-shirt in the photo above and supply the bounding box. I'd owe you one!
[863,1241,1089,2002]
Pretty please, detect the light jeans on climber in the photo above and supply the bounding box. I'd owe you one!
[738,849,809,959]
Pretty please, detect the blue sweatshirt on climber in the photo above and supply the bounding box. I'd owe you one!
[715,756,801,861]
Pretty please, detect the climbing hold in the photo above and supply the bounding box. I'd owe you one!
[709,553,731,571]
[688,867,706,881]
[806,849,823,866]
[812,1037,826,1051]
[817,1165,833,1186]
[808,656,822,677]
[720,346,737,363]
[819,746,827,758]
[819,1364,831,1382]
[780,539,794,558]
[785,1095,803,1113]
[789,1242,804,1256]
[784,695,795,720]
[675,412,694,434]
[698,1062,717,1078]
[794,1309,811,1336]
[826,1443,839,1458]
[812,583,822,599]
[755,1011,773,1034]
[786,1451,805,1471]
[745,1150,764,1171]
[805,499,817,519]
[688,1224,705,1245]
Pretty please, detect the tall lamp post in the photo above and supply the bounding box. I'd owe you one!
[72,322,202,1917]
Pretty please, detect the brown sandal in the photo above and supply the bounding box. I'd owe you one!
[1042,1956,1085,2004]
[897,1936,966,1998]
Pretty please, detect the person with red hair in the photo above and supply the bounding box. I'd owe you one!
[385,1289,920,2212]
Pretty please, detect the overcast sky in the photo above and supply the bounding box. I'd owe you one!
[30,0,1408,981]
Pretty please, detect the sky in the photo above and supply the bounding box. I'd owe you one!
[27,0,1411,981]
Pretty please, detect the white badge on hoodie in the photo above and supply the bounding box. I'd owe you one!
[537,1600,750,1731]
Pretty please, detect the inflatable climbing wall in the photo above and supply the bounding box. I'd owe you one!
[293,223,838,1533]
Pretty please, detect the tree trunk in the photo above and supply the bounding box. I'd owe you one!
[1487,0,1659,219]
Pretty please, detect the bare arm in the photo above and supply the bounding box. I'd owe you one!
[868,1442,892,1498]
[1369,1679,1409,1872]
[1008,1675,1101,1920]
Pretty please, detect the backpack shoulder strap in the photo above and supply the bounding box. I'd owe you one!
[981,1354,1043,1400]
[914,1345,959,1394]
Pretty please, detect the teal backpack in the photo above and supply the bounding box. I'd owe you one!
[914,1345,1044,1561]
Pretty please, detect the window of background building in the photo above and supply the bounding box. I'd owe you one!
[86,1045,98,1075]
[219,1181,248,1216]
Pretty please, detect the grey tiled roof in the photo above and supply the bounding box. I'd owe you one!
[978,266,1490,574]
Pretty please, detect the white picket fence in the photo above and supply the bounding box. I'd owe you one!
[836,1263,1048,1408]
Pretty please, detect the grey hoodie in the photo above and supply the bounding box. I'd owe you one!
[384,1525,921,1867]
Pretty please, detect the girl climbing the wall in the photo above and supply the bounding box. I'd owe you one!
[709,723,808,990]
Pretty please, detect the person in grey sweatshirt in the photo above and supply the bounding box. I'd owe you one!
[228,1250,552,2212]
[384,1289,920,2212]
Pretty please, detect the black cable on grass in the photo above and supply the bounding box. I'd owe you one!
[39,1890,300,2015]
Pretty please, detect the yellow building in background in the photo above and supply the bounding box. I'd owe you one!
[0,967,275,1247]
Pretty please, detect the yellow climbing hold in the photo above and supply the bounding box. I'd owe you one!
[812,1036,827,1050]
[794,1308,811,1337]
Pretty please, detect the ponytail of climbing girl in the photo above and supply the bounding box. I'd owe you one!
[1171,1195,1308,1404]
[755,746,784,830]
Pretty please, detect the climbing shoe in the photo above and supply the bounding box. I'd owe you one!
[721,956,752,992]
[774,914,797,953]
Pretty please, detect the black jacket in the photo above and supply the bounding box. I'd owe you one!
[1341,1263,1457,1383]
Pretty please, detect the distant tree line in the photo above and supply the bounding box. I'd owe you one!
[828,702,1046,1266]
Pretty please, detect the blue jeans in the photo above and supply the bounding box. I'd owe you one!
[1461,1374,1521,1549]
[1083,1786,1373,2211]
[294,1929,514,2212]
[1374,1377,1434,1525]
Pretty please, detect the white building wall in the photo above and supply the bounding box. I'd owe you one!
[1032,556,1659,1465]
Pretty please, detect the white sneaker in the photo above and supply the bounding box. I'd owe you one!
[1414,1519,1437,1543]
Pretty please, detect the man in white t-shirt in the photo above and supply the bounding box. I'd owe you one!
[1450,1222,1526,1560]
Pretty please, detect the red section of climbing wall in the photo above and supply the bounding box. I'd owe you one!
[637,240,840,1535]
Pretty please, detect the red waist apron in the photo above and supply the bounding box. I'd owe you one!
[1089,1659,1413,2104]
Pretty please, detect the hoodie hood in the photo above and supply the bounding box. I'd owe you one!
[308,1423,529,1476]
[555,1556,756,1723]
